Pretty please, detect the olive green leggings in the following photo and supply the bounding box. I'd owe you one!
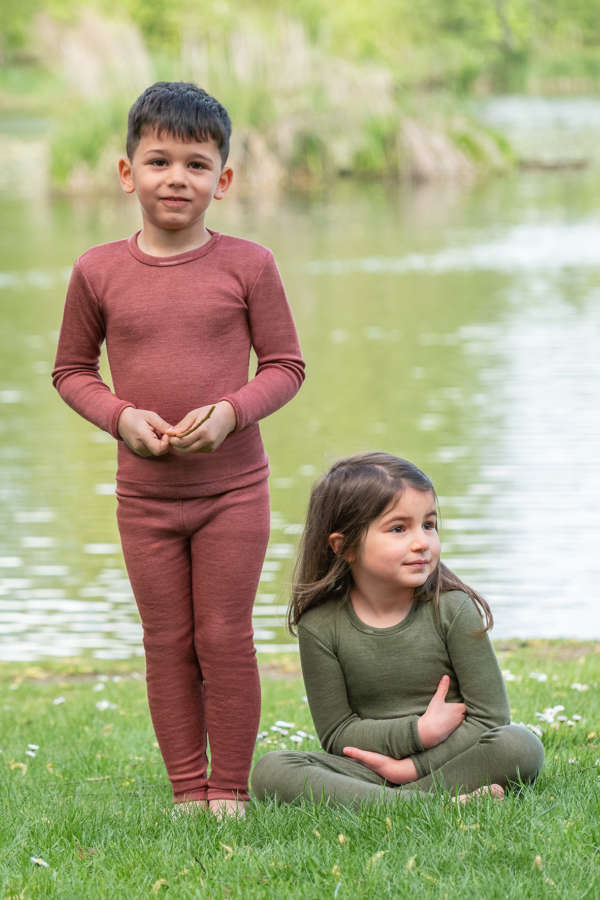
[252,724,544,807]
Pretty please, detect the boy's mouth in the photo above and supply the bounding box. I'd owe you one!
[160,196,190,207]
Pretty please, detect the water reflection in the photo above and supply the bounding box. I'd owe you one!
[2,118,600,658]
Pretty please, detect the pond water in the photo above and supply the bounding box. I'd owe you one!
[2,98,600,659]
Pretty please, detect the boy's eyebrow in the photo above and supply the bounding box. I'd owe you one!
[141,148,217,164]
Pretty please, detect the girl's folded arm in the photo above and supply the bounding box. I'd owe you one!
[298,623,424,759]
[408,595,510,777]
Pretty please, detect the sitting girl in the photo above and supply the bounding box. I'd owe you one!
[252,452,544,806]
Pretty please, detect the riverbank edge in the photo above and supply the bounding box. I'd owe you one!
[1,638,597,684]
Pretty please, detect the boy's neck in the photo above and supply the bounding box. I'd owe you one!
[136,223,212,258]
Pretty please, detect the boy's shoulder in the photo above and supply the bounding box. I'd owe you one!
[215,232,274,264]
[75,237,130,271]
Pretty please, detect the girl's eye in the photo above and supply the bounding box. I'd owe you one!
[391,525,405,533]
[423,521,437,531]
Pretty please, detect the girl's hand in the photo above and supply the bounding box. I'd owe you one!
[117,407,171,457]
[342,748,418,784]
[167,401,237,454]
[418,674,466,749]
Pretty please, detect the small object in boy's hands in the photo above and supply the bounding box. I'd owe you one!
[175,405,216,438]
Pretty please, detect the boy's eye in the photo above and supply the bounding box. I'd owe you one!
[189,161,206,170]
[150,159,167,167]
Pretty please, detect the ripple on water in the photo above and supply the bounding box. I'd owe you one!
[0,557,23,568]
[307,222,600,275]
[14,510,55,523]
[20,536,55,548]
[0,390,23,403]
[83,544,121,555]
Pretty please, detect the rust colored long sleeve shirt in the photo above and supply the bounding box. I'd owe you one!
[52,231,305,498]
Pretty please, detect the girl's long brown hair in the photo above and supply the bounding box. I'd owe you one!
[288,451,493,634]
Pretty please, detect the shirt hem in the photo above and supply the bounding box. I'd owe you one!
[115,462,270,499]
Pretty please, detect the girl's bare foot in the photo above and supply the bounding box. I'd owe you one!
[453,783,504,804]
[208,798,248,819]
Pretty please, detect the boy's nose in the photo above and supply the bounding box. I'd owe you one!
[167,164,187,185]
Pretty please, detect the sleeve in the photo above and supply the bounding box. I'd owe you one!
[51,261,134,438]
[220,251,305,430]
[410,597,510,778]
[298,622,425,759]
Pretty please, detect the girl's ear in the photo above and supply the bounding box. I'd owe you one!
[329,532,354,562]
[328,532,344,555]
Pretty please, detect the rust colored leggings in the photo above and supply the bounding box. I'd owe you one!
[116,480,270,802]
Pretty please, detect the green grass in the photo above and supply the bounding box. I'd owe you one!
[1,642,599,898]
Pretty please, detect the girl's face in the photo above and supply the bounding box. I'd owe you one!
[345,487,441,598]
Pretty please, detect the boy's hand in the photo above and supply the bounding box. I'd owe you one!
[117,407,171,457]
[167,401,236,454]
[342,748,418,784]
[417,675,466,749]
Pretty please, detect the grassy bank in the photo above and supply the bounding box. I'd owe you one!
[1,641,598,898]
[2,7,518,194]
[5,3,600,192]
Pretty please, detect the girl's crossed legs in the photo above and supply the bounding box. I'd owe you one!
[117,480,270,808]
[252,723,544,807]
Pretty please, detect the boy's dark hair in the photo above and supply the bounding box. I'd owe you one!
[126,82,231,165]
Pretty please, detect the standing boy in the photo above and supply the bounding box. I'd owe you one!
[52,82,305,816]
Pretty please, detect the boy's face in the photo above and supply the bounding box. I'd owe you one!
[118,128,232,243]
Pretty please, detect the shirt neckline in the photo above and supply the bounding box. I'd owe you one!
[126,229,221,266]
[343,594,418,635]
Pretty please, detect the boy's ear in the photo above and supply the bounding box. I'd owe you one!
[118,157,135,194]
[213,166,233,200]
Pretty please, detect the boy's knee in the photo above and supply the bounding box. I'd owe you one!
[143,625,195,659]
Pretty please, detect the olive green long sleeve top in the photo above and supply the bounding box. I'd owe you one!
[298,590,510,779]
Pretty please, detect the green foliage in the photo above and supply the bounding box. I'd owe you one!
[50,98,128,186]
[5,0,600,90]
[352,117,399,176]
[5,1,600,189]
[290,131,331,179]
[1,0,42,51]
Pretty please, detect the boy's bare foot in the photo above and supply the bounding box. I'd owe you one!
[171,799,209,817]
[452,783,505,804]
[208,798,248,819]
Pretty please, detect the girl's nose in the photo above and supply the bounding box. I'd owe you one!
[410,531,428,550]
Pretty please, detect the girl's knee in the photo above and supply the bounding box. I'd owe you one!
[252,750,314,801]
[487,724,545,784]
[251,751,295,800]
